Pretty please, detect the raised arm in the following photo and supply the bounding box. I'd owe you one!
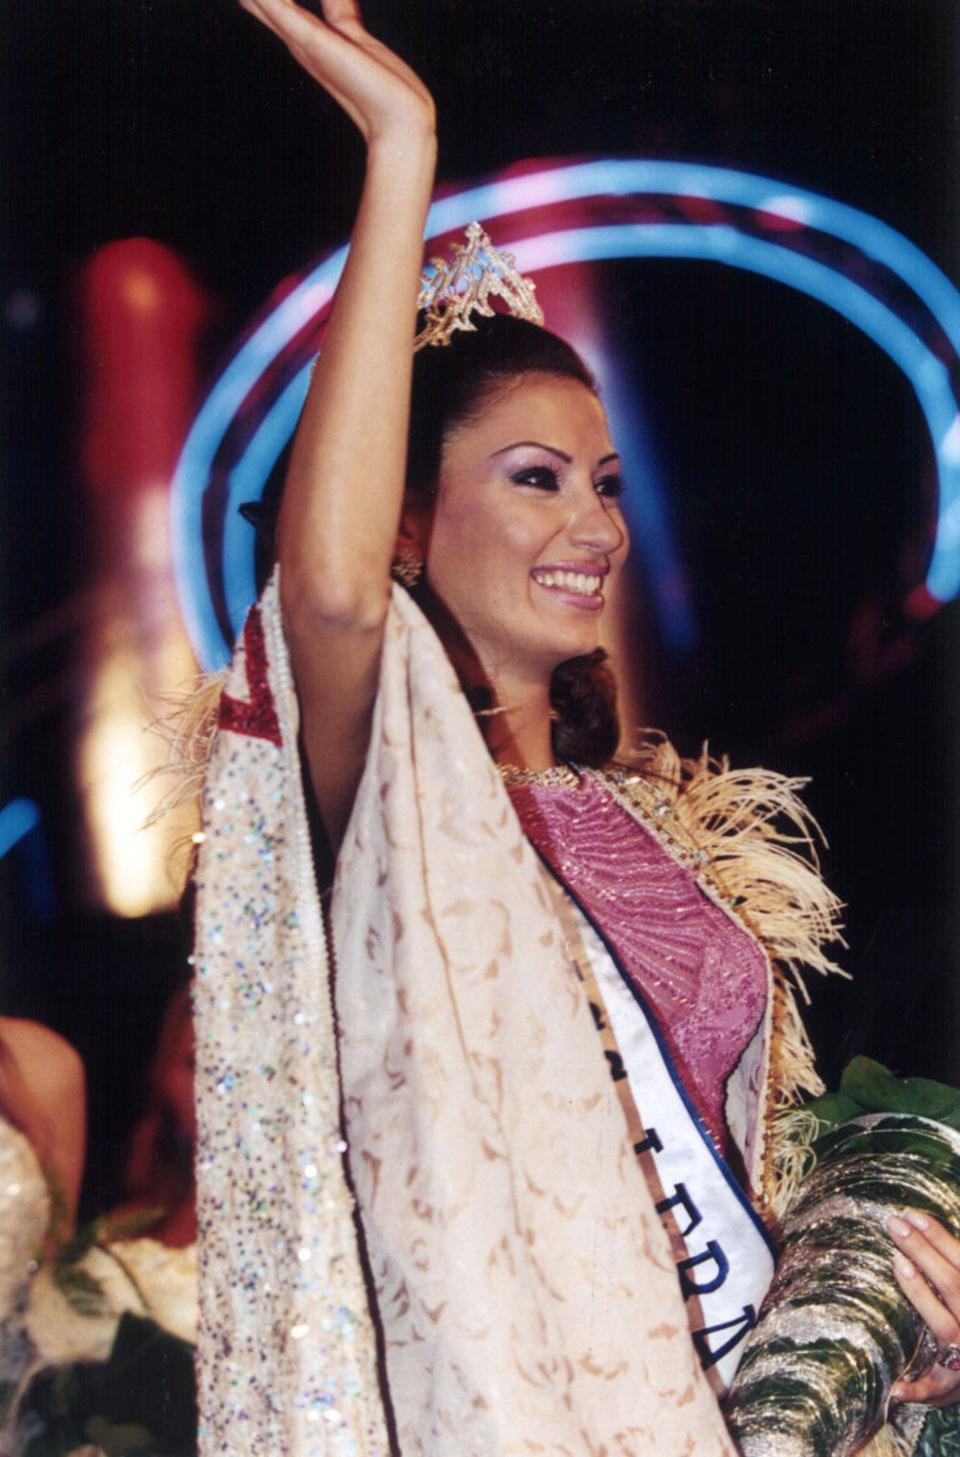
[241,0,436,848]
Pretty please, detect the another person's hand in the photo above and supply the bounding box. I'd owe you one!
[239,0,435,145]
[889,1210,960,1406]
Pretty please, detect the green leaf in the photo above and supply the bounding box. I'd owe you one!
[839,1056,960,1123]
[86,1413,156,1455]
[40,1163,73,1249]
[95,1207,165,1243]
[54,1221,98,1265]
[915,1405,960,1457]
[52,1262,108,1317]
[800,1092,862,1131]
[0,1379,15,1427]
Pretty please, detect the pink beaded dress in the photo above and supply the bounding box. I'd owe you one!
[505,772,768,1158]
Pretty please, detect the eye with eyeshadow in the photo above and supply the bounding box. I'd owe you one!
[594,473,625,499]
[510,465,561,491]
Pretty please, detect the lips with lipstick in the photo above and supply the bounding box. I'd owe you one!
[530,563,608,607]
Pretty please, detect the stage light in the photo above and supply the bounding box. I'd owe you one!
[0,799,40,860]
[172,160,960,669]
[78,241,207,915]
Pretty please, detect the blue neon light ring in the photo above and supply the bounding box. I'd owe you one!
[173,159,960,669]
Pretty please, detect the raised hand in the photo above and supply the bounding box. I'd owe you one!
[239,0,435,145]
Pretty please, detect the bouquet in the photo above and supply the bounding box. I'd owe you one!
[725,1058,960,1457]
[4,1213,198,1457]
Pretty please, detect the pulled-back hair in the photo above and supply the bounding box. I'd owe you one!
[405,312,596,497]
[403,312,620,769]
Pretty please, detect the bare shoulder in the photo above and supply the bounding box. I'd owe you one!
[0,1016,86,1108]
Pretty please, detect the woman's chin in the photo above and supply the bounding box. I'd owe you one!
[538,627,603,669]
[536,599,607,658]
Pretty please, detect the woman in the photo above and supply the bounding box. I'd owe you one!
[192,3,960,1453]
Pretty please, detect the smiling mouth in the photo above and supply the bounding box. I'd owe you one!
[531,567,604,597]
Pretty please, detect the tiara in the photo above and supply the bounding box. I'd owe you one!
[414,222,544,351]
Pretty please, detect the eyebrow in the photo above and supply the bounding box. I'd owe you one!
[489,440,621,467]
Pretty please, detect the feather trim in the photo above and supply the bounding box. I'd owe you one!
[662,738,847,1000]
[766,1106,822,1224]
[770,972,827,1101]
[139,672,226,830]
[860,1418,927,1457]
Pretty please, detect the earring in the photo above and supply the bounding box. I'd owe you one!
[391,548,423,588]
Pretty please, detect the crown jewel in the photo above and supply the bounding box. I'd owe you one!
[414,222,544,352]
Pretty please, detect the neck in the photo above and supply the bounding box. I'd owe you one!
[420,591,560,771]
[482,671,556,771]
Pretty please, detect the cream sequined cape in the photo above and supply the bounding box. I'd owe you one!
[191,570,843,1456]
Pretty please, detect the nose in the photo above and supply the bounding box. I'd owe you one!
[566,489,628,556]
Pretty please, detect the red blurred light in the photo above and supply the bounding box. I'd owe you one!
[82,239,209,494]
[903,583,941,621]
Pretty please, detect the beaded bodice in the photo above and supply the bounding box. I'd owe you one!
[0,1118,47,1318]
[0,1117,49,1396]
[505,772,768,1153]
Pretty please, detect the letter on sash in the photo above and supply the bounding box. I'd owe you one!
[588,999,606,1031]
[656,1182,703,1237]
[679,1239,729,1297]
[692,1305,757,1369]
[604,1049,627,1082]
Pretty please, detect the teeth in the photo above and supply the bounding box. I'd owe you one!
[534,570,602,596]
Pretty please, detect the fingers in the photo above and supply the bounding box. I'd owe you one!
[237,0,281,38]
[238,0,435,142]
[905,1209,960,1266]
[242,0,363,47]
[890,1364,960,1407]
[237,0,367,114]
[320,0,364,29]
[889,1211,960,1407]
[888,1211,960,1323]
[240,0,328,42]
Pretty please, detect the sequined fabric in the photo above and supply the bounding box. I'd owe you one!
[194,596,390,1457]
[507,775,768,1152]
[0,1118,49,1397]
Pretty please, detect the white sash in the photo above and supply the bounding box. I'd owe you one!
[568,896,776,1390]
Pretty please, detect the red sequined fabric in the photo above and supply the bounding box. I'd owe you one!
[506,775,767,1154]
[218,604,283,747]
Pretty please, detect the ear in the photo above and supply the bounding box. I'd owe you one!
[395,493,432,559]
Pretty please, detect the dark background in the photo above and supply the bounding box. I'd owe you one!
[3,0,959,1216]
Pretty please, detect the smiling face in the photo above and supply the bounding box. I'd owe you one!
[418,372,629,687]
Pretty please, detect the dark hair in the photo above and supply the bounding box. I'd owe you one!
[404,311,620,769]
[405,312,596,497]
